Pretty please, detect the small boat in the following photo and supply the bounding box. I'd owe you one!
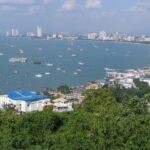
[33,61,42,64]
[35,74,43,78]
[45,72,51,75]
[73,72,78,75]
[58,55,63,58]
[0,53,4,56]
[38,48,42,51]
[56,68,61,71]
[93,45,99,48]
[10,45,14,48]
[62,70,66,73]
[19,49,24,54]
[14,70,18,74]
[78,62,85,65]
[67,48,72,51]
[46,63,53,67]
[104,68,115,71]
[76,69,82,72]
[71,54,77,57]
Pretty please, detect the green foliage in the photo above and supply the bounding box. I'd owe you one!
[57,85,71,94]
[0,87,149,149]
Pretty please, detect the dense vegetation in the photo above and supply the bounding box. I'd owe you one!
[0,80,150,149]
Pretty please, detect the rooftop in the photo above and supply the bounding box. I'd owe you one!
[8,90,49,101]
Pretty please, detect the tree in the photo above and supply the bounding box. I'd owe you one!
[57,85,71,94]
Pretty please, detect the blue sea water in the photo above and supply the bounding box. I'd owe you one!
[0,37,150,92]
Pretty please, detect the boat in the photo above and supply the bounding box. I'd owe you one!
[19,49,24,54]
[45,72,51,75]
[33,61,42,64]
[46,63,53,67]
[58,55,63,58]
[14,70,18,74]
[78,62,85,65]
[62,70,66,73]
[71,54,77,57]
[9,57,28,63]
[93,45,99,48]
[0,53,4,56]
[73,72,78,75]
[38,48,42,51]
[76,69,82,72]
[56,68,61,71]
[67,48,72,51]
[10,45,14,48]
[35,74,43,78]
[104,68,115,71]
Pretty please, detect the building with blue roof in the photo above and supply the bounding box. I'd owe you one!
[0,90,51,112]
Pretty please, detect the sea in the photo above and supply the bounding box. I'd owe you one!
[0,37,150,92]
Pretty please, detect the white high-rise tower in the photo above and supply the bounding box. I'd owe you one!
[36,26,43,37]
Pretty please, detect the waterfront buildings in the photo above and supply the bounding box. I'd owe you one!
[6,28,19,37]
[105,66,150,89]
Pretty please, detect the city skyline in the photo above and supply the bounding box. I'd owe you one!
[0,0,150,34]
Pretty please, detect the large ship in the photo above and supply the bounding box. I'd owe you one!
[9,57,28,63]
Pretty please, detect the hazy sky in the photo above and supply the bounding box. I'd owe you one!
[0,0,150,34]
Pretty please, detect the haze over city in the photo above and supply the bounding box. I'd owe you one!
[0,0,150,34]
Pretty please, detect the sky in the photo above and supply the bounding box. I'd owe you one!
[0,0,150,34]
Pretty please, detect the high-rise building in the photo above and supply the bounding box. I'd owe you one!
[11,28,19,37]
[36,26,43,37]
[87,33,97,40]
[99,31,107,40]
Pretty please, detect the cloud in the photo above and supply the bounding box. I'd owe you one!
[0,0,52,5]
[85,0,101,9]
[62,0,76,11]
[0,0,35,5]
[0,0,52,15]
[43,0,52,4]
[128,0,150,13]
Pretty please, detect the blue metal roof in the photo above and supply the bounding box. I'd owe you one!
[8,90,49,101]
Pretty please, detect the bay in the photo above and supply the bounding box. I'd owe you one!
[0,37,150,92]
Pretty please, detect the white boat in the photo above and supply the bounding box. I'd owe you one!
[80,49,84,51]
[104,68,115,71]
[10,45,14,48]
[78,62,85,65]
[14,70,18,74]
[45,72,51,75]
[62,70,66,73]
[76,69,82,72]
[67,48,72,51]
[58,55,63,58]
[38,48,42,51]
[71,54,77,57]
[56,68,61,71]
[73,72,78,75]
[35,74,43,78]
[0,53,4,56]
[93,45,99,48]
[46,63,53,67]
[19,49,24,54]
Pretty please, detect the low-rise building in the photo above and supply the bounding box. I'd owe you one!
[52,98,73,112]
[117,78,135,89]
[0,91,51,113]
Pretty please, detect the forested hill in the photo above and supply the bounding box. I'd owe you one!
[0,80,150,149]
